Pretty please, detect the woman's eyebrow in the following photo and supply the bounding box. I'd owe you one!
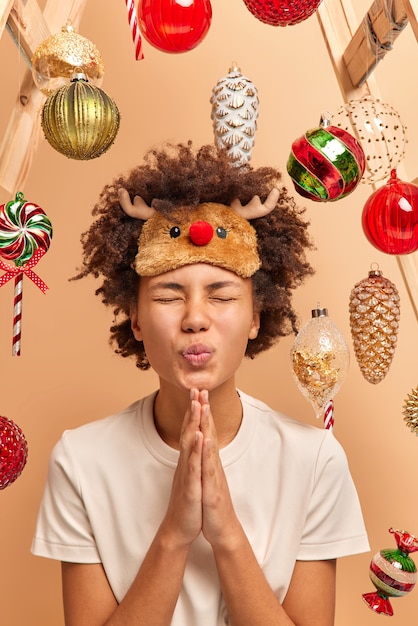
[148,282,184,292]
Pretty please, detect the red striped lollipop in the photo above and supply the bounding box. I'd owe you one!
[0,192,52,266]
[0,192,52,355]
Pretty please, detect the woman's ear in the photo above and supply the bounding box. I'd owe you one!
[248,311,260,340]
[130,305,143,341]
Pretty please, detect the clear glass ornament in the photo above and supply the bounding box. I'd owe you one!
[291,307,350,419]
[334,96,407,185]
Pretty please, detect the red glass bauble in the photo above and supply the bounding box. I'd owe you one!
[138,0,212,53]
[362,169,418,254]
[0,415,28,490]
[242,0,323,26]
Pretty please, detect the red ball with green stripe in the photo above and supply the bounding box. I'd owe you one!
[287,119,365,202]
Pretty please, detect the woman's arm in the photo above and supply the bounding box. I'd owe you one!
[62,531,191,626]
[62,399,205,626]
[199,396,336,626]
[214,536,336,626]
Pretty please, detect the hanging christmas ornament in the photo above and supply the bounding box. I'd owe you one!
[242,0,323,26]
[31,22,104,96]
[0,192,52,356]
[41,73,120,160]
[334,95,407,185]
[0,415,28,490]
[363,528,418,617]
[349,266,400,385]
[403,386,418,435]
[291,306,350,419]
[362,169,418,255]
[210,63,259,164]
[137,0,212,54]
[286,114,366,201]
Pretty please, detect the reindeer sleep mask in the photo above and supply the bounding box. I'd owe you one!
[118,188,280,278]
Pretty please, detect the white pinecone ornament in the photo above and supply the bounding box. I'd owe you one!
[349,267,400,384]
[210,63,258,164]
[403,387,418,435]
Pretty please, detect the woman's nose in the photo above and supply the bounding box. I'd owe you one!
[181,300,210,333]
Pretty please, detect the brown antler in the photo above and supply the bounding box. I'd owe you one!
[118,188,156,220]
[230,188,280,219]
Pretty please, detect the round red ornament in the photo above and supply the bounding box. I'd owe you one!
[362,169,418,254]
[0,415,28,490]
[138,0,212,53]
[242,0,323,26]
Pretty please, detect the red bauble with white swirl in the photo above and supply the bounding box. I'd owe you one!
[0,415,28,490]
[242,0,323,26]
[0,192,53,267]
[138,0,212,53]
[362,169,418,254]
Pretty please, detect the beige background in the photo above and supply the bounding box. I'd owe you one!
[1,1,418,624]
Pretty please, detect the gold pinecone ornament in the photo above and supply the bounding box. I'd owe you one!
[349,267,400,384]
[403,387,418,435]
[210,63,258,164]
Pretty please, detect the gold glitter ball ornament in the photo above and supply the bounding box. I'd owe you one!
[403,387,418,435]
[41,74,120,160]
[32,23,104,95]
[210,62,258,164]
[349,267,400,384]
[291,307,350,419]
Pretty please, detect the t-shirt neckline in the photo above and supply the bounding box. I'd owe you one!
[138,390,256,468]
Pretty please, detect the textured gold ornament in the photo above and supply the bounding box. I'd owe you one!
[403,387,418,435]
[32,23,104,95]
[41,74,120,160]
[349,267,400,384]
[210,63,258,164]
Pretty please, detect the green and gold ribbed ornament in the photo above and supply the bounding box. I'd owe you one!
[41,73,120,160]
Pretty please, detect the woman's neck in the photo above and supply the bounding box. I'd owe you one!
[153,380,243,450]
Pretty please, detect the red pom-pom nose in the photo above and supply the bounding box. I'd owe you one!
[189,221,214,246]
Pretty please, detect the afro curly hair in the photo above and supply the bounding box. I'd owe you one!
[74,141,314,369]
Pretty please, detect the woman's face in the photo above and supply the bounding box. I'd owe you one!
[131,263,260,394]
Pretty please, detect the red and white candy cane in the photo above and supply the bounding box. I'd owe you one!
[125,0,144,60]
[12,273,23,356]
[323,399,334,430]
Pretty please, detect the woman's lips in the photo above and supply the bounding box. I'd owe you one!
[181,344,213,366]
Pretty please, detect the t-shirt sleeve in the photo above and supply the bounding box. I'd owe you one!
[31,433,101,563]
[297,431,370,561]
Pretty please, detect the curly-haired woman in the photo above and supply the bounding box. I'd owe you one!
[32,143,369,626]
